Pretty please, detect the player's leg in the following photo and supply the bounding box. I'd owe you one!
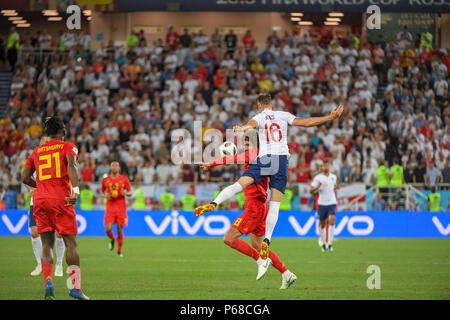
[250,234,297,289]
[224,219,260,260]
[54,231,65,276]
[29,207,43,276]
[326,207,336,252]
[261,155,289,259]
[116,223,124,257]
[30,226,42,276]
[195,176,254,216]
[260,187,283,259]
[318,206,329,252]
[40,231,56,299]
[61,234,88,300]
[105,221,115,251]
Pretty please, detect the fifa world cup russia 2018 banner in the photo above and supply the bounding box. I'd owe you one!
[119,0,450,13]
[1,210,449,238]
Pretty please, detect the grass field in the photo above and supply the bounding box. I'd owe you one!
[0,237,449,300]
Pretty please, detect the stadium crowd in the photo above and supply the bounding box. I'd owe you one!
[0,25,449,206]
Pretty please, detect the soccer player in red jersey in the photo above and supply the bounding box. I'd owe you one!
[22,117,89,300]
[196,138,297,289]
[101,161,132,257]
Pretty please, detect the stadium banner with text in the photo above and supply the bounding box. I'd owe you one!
[118,0,450,13]
[1,210,449,238]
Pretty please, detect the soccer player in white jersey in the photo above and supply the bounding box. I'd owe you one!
[310,161,339,252]
[195,93,344,260]
[27,136,66,277]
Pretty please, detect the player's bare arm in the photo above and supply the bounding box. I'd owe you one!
[310,182,322,194]
[292,105,344,127]
[233,119,258,132]
[66,153,80,206]
[22,166,37,189]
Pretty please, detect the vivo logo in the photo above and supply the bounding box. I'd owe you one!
[432,216,450,236]
[289,215,375,236]
[1,214,27,234]
[144,211,230,236]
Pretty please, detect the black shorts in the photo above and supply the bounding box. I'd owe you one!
[317,204,337,222]
[28,205,36,228]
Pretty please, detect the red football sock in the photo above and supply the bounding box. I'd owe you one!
[269,250,288,274]
[117,232,124,253]
[230,239,259,261]
[68,265,82,292]
[107,230,115,241]
[42,262,53,283]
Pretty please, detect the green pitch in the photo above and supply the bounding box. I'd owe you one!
[0,237,449,300]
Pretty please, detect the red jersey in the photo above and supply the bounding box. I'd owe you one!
[209,149,268,201]
[101,174,131,213]
[25,139,78,201]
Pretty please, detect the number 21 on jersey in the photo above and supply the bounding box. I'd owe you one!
[38,152,61,180]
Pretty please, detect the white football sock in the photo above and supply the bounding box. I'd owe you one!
[31,236,42,266]
[264,201,281,242]
[213,182,243,206]
[320,227,326,245]
[328,224,335,247]
[55,237,65,265]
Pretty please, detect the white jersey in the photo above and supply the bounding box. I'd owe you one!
[252,109,296,157]
[311,173,338,206]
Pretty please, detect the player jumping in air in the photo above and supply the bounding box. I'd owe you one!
[194,93,344,259]
[27,135,66,277]
[22,116,89,300]
[101,161,132,257]
[310,161,339,252]
[197,138,296,289]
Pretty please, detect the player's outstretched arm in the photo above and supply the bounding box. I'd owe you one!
[292,105,344,127]
[233,119,258,132]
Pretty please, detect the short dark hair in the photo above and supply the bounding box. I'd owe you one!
[44,116,65,136]
[256,93,272,106]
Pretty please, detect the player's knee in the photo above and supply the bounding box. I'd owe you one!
[223,235,233,247]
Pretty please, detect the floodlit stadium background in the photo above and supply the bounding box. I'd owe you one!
[0,1,449,230]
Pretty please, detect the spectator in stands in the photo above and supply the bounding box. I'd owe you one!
[425,161,441,187]
[340,160,353,184]
[2,186,19,209]
[413,159,427,184]
[372,192,386,211]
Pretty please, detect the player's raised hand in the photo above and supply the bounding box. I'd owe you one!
[65,193,78,207]
[233,125,242,132]
[330,105,344,119]
[198,162,210,170]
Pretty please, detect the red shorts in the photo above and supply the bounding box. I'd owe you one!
[104,210,128,226]
[33,198,78,235]
[232,198,267,236]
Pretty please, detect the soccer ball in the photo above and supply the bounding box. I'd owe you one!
[219,142,237,156]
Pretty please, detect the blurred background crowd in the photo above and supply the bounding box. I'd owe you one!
[0,24,449,208]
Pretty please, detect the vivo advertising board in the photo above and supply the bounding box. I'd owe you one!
[0,210,449,238]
